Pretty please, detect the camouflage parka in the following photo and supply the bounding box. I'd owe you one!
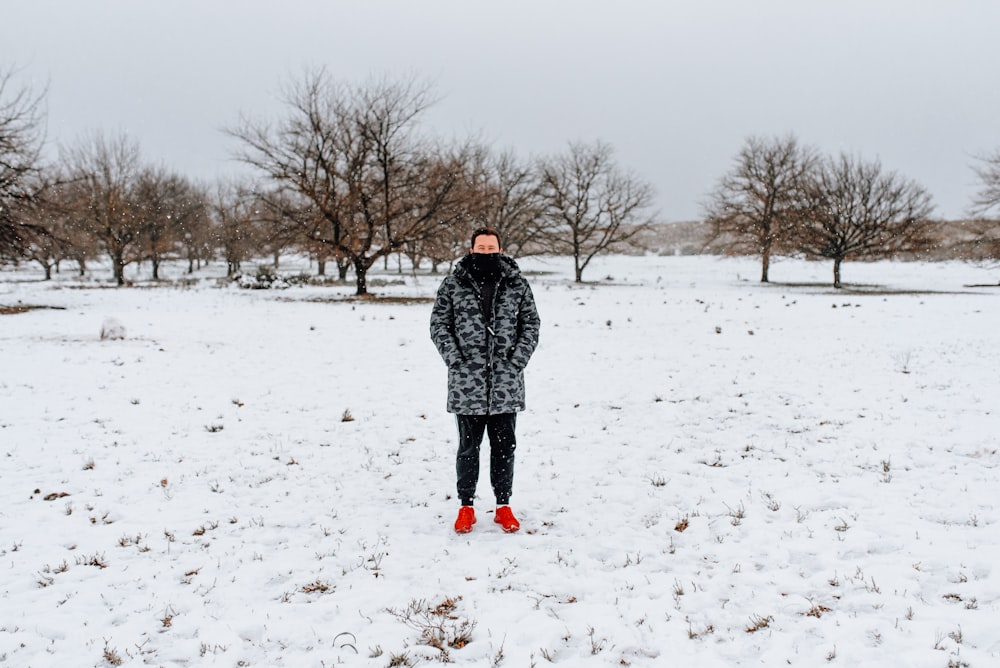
[430,254,540,415]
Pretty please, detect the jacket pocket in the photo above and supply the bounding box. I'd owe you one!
[493,357,521,387]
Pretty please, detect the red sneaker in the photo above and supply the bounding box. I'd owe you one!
[494,506,520,533]
[454,506,476,534]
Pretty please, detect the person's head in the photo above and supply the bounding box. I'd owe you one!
[470,227,502,254]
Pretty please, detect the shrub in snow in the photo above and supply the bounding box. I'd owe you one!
[233,265,312,290]
[100,318,126,340]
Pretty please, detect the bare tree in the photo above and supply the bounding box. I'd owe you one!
[399,143,531,272]
[795,153,935,288]
[228,70,345,273]
[970,148,1000,215]
[172,180,214,274]
[228,70,466,295]
[956,219,1000,266]
[34,179,98,276]
[968,148,1000,264]
[408,217,468,273]
[18,200,74,279]
[62,131,145,285]
[208,180,260,277]
[538,140,655,282]
[461,144,546,258]
[252,189,313,270]
[133,167,208,279]
[0,66,49,258]
[703,134,818,282]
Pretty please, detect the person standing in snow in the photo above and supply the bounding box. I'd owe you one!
[430,227,541,534]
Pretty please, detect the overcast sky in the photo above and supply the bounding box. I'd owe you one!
[5,0,999,222]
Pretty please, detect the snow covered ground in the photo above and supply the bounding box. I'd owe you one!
[1,254,998,667]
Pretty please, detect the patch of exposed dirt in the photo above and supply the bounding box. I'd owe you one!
[0,304,67,315]
[309,295,435,305]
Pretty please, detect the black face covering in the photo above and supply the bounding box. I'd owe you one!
[468,252,503,281]
[468,253,501,323]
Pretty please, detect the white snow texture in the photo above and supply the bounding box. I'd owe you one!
[1,254,998,666]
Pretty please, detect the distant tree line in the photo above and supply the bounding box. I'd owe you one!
[3,64,1000,290]
[703,134,1000,287]
[1,66,655,292]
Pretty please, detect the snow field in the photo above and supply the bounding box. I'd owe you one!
[1,254,998,666]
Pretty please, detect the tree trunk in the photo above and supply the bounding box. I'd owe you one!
[317,259,326,276]
[760,248,771,283]
[152,256,160,280]
[833,257,843,289]
[354,259,369,296]
[113,254,126,286]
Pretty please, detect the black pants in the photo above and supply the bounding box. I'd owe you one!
[456,413,516,506]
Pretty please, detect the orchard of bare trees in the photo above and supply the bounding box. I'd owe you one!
[704,134,940,288]
[1,66,654,290]
[3,64,1000,290]
[1,67,48,260]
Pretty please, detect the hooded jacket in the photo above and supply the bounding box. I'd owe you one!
[430,254,540,415]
